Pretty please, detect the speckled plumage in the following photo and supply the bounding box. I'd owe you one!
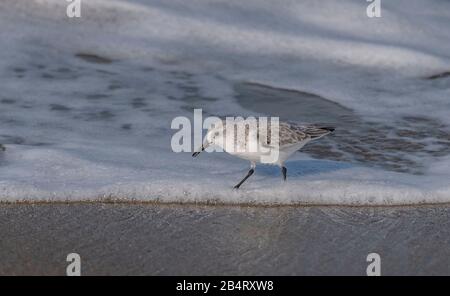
[193,118,334,188]
[212,119,333,148]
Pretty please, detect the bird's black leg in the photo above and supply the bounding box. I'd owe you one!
[282,166,287,181]
[234,168,255,189]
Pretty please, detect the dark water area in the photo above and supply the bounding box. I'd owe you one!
[1,203,450,275]
[235,82,450,174]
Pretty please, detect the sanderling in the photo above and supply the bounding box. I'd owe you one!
[192,119,335,189]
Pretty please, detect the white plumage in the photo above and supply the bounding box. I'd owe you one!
[193,119,334,188]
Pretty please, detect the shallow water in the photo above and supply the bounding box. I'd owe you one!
[236,82,450,174]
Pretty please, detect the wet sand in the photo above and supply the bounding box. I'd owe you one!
[1,203,450,275]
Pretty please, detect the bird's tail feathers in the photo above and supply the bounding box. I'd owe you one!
[308,126,335,139]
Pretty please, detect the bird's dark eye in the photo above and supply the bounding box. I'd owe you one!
[214,132,219,136]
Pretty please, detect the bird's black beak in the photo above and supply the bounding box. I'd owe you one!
[192,145,205,157]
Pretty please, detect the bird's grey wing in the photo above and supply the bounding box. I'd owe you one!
[258,122,310,148]
[279,122,311,146]
[301,125,334,139]
[278,122,334,147]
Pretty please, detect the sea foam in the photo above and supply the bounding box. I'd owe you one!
[0,0,450,205]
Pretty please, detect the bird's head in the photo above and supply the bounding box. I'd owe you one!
[192,122,225,157]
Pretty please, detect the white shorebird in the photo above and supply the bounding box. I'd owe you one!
[192,119,335,189]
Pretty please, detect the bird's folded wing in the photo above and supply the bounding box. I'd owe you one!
[258,122,311,148]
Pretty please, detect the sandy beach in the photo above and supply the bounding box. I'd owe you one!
[1,203,450,275]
